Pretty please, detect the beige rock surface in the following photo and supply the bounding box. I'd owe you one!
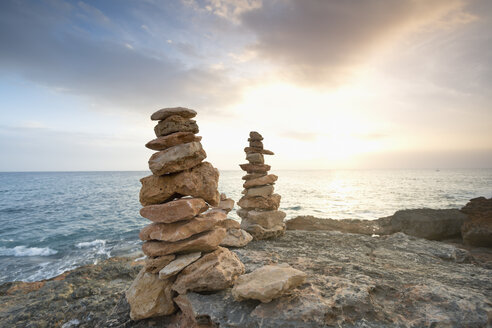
[220,228,253,248]
[173,247,245,294]
[243,174,278,188]
[151,107,197,121]
[154,115,199,137]
[139,198,208,223]
[139,162,220,206]
[148,142,206,176]
[144,255,176,274]
[232,263,307,303]
[238,209,286,229]
[238,194,281,210]
[159,252,201,280]
[242,173,267,181]
[244,147,274,155]
[125,268,176,320]
[142,228,226,257]
[145,132,201,151]
[239,163,271,173]
[218,198,235,213]
[246,153,264,164]
[217,218,241,230]
[241,221,286,240]
[244,185,274,198]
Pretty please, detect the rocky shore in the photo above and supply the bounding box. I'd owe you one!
[1,226,491,327]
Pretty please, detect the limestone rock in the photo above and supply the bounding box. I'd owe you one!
[148,141,206,176]
[220,228,253,248]
[151,107,197,121]
[173,247,245,294]
[139,162,220,206]
[239,163,271,173]
[139,210,226,242]
[154,115,199,137]
[217,218,241,230]
[461,197,492,247]
[232,263,307,303]
[242,173,267,181]
[145,132,201,151]
[125,268,176,320]
[238,194,281,210]
[218,198,235,213]
[243,174,278,188]
[244,185,274,198]
[159,252,201,280]
[249,131,263,140]
[238,209,286,229]
[142,228,226,257]
[144,255,176,273]
[249,140,263,148]
[244,147,274,155]
[285,215,395,235]
[241,221,286,240]
[140,198,208,223]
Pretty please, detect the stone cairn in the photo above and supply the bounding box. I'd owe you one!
[237,131,286,239]
[126,107,245,321]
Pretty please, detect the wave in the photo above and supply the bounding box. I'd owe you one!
[76,239,106,248]
[0,246,58,257]
[284,206,302,211]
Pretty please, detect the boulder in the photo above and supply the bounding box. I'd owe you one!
[246,153,264,164]
[238,209,286,229]
[239,163,271,173]
[139,210,226,242]
[241,221,286,240]
[125,268,176,320]
[220,228,253,248]
[217,218,241,230]
[285,215,395,235]
[232,263,307,303]
[142,228,226,257]
[461,197,492,247]
[173,247,245,294]
[159,252,201,280]
[243,174,278,188]
[390,209,467,240]
[238,194,281,210]
[139,162,220,206]
[140,198,208,223]
[244,147,274,155]
[154,115,199,137]
[242,173,267,181]
[249,140,263,148]
[148,142,206,175]
[244,185,274,198]
[249,131,263,140]
[145,132,201,151]
[151,107,197,121]
[144,255,176,273]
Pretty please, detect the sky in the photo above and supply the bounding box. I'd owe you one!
[0,0,491,171]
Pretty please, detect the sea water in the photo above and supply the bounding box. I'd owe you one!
[0,169,491,283]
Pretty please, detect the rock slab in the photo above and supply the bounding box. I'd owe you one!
[148,141,206,175]
[461,197,492,247]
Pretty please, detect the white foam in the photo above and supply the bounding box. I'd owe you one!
[0,246,58,257]
[76,239,106,248]
[61,319,80,328]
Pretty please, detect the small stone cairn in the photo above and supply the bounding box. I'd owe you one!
[126,107,245,321]
[237,131,286,239]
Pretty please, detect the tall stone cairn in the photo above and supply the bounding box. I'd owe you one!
[237,131,286,239]
[126,107,245,321]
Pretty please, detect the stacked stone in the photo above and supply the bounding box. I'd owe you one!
[126,107,245,321]
[237,131,286,239]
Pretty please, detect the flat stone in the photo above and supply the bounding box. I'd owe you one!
[151,107,197,121]
[142,228,226,257]
[232,263,307,303]
[239,163,271,173]
[159,252,201,280]
[220,228,253,248]
[244,185,274,198]
[139,162,220,207]
[148,141,206,176]
[125,268,176,320]
[139,210,226,242]
[249,131,263,140]
[243,174,278,188]
[145,132,202,151]
[144,255,176,273]
[238,194,281,210]
[218,198,235,213]
[172,247,245,294]
[249,140,263,148]
[238,209,286,229]
[242,173,267,181]
[140,198,208,223]
[244,147,274,155]
[241,222,286,240]
[217,218,241,230]
[154,115,199,137]
[461,197,492,247]
[246,152,264,164]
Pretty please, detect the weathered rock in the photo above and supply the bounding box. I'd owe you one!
[145,132,201,151]
[390,208,467,240]
[148,142,206,175]
[243,174,278,188]
[125,268,175,320]
[246,152,264,164]
[239,163,271,173]
[461,197,492,247]
[249,140,263,148]
[286,215,395,235]
[244,185,274,198]
[238,209,286,229]
[232,263,307,303]
[242,173,267,181]
[144,255,176,273]
[151,107,197,121]
[238,194,281,210]
[139,162,220,206]
[217,218,241,230]
[142,228,226,257]
[139,198,208,223]
[241,222,286,240]
[139,210,226,242]
[249,131,263,140]
[159,252,201,280]
[173,247,245,294]
[221,228,253,247]
[244,147,274,155]
[218,198,234,213]
[154,115,199,137]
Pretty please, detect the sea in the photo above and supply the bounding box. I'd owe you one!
[0,169,491,283]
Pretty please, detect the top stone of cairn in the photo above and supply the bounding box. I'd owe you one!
[249,131,263,141]
[151,107,197,121]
